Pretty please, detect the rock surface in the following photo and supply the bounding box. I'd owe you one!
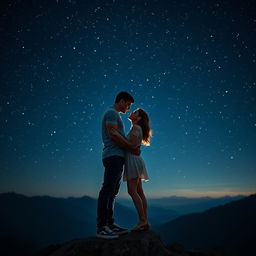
[37,230,226,256]
[37,230,171,256]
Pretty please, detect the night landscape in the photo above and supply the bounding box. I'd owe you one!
[1,0,256,255]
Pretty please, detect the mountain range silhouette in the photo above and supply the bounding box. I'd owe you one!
[0,192,255,256]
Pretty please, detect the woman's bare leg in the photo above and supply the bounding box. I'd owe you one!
[127,178,147,225]
[137,179,148,223]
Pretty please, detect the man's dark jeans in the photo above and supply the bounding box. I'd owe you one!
[97,155,125,228]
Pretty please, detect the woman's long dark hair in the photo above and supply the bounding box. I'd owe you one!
[137,108,152,146]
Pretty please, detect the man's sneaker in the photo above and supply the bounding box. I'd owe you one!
[96,226,119,239]
[109,223,130,235]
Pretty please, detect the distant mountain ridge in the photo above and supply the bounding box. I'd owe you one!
[0,192,254,256]
[0,192,137,256]
[118,195,245,222]
[148,195,246,214]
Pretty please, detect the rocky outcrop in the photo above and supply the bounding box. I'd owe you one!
[37,230,170,256]
[37,230,226,256]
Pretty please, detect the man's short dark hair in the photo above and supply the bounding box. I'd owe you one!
[115,91,134,103]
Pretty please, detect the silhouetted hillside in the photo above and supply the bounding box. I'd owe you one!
[155,194,256,256]
[0,192,137,256]
[147,205,180,225]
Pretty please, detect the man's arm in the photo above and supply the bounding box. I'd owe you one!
[107,124,140,154]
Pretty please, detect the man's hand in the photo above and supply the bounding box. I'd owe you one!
[107,124,138,152]
[131,146,141,156]
[109,128,119,136]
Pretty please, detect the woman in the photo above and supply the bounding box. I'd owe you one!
[110,108,152,231]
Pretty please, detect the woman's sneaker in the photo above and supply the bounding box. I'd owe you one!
[108,223,130,235]
[96,226,119,239]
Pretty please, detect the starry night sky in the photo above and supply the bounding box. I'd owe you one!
[1,0,256,198]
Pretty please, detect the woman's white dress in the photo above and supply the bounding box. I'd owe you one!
[123,124,149,182]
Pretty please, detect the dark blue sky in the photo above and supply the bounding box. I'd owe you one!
[1,0,256,198]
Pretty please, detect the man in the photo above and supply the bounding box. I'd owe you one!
[96,91,139,239]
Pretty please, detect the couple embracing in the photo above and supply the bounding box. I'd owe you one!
[96,91,152,239]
